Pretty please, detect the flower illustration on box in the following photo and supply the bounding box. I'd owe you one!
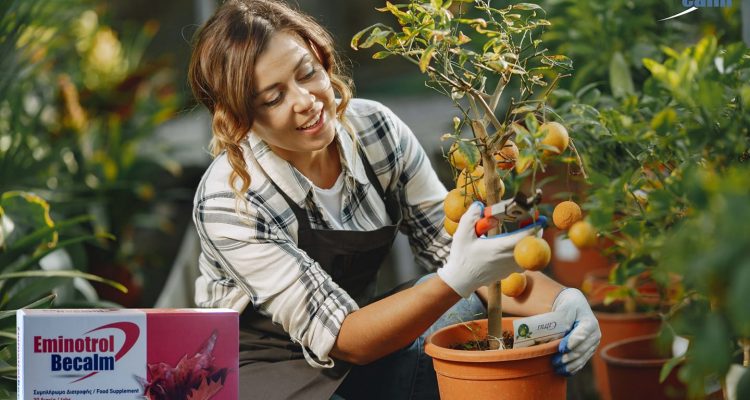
[137,330,229,400]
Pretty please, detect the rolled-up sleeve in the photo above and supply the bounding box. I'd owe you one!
[382,108,452,271]
[194,194,359,368]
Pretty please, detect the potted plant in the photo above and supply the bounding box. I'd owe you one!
[558,35,750,399]
[655,167,750,399]
[352,1,592,397]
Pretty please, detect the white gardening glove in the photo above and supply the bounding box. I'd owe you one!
[551,288,601,376]
[438,202,546,298]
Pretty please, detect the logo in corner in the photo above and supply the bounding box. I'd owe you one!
[659,0,732,21]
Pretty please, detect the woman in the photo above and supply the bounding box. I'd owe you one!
[188,1,600,399]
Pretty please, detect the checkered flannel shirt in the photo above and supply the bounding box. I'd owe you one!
[193,98,451,368]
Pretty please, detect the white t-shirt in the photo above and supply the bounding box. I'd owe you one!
[311,173,345,229]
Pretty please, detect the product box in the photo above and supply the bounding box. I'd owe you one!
[17,308,238,400]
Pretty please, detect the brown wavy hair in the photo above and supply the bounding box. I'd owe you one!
[188,0,353,198]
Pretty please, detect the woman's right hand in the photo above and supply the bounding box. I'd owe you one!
[437,202,544,298]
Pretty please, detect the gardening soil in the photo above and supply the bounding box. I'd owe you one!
[450,331,514,351]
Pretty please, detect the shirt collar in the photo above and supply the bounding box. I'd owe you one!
[244,119,369,207]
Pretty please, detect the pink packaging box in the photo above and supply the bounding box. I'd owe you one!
[17,308,238,400]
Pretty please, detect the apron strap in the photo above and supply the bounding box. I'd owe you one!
[356,145,388,203]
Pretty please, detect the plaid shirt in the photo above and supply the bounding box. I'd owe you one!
[193,99,451,368]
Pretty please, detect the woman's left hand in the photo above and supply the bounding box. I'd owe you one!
[550,288,601,376]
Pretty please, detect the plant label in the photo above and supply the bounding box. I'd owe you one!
[513,311,571,348]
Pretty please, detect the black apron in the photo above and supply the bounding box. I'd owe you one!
[238,148,404,400]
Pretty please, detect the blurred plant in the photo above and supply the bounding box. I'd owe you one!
[539,0,742,95]
[553,35,749,397]
[1,0,185,306]
[656,166,750,398]
[0,191,126,397]
[353,0,581,347]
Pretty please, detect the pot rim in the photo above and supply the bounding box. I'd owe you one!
[589,299,662,321]
[600,334,670,367]
[424,318,562,363]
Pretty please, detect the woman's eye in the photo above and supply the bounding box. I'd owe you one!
[263,94,282,107]
[301,67,317,80]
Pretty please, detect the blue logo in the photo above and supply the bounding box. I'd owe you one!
[660,0,732,21]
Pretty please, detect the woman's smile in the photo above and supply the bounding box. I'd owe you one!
[296,107,325,134]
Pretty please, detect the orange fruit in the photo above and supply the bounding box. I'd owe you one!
[513,236,551,271]
[501,272,527,297]
[552,201,583,230]
[443,188,471,222]
[494,141,519,170]
[569,221,597,248]
[449,142,479,171]
[540,122,569,156]
[456,166,484,195]
[444,217,458,236]
[473,177,505,202]
[514,156,533,174]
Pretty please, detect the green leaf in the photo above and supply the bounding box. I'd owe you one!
[419,44,436,73]
[541,54,573,70]
[351,25,382,50]
[738,369,750,400]
[660,354,684,383]
[741,85,750,109]
[0,270,127,293]
[0,215,91,272]
[453,140,481,170]
[3,277,67,310]
[609,51,635,98]
[650,108,677,134]
[510,104,538,115]
[0,295,55,331]
[697,80,723,116]
[524,113,539,135]
[512,3,542,11]
[372,51,392,59]
[0,191,55,250]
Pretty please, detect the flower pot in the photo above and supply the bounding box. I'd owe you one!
[549,229,613,289]
[581,268,619,305]
[591,301,662,400]
[601,334,685,400]
[424,318,565,400]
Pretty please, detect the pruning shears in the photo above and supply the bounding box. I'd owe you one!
[474,189,543,236]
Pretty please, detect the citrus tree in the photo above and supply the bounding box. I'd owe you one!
[352,0,587,348]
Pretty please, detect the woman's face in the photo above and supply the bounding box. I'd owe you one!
[250,31,337,161]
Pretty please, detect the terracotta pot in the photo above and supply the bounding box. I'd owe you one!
[549,229,613,289]
[425,318,565,400]
[601,334,685,400]
[592,302,662,400]
[581,268,618,305]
